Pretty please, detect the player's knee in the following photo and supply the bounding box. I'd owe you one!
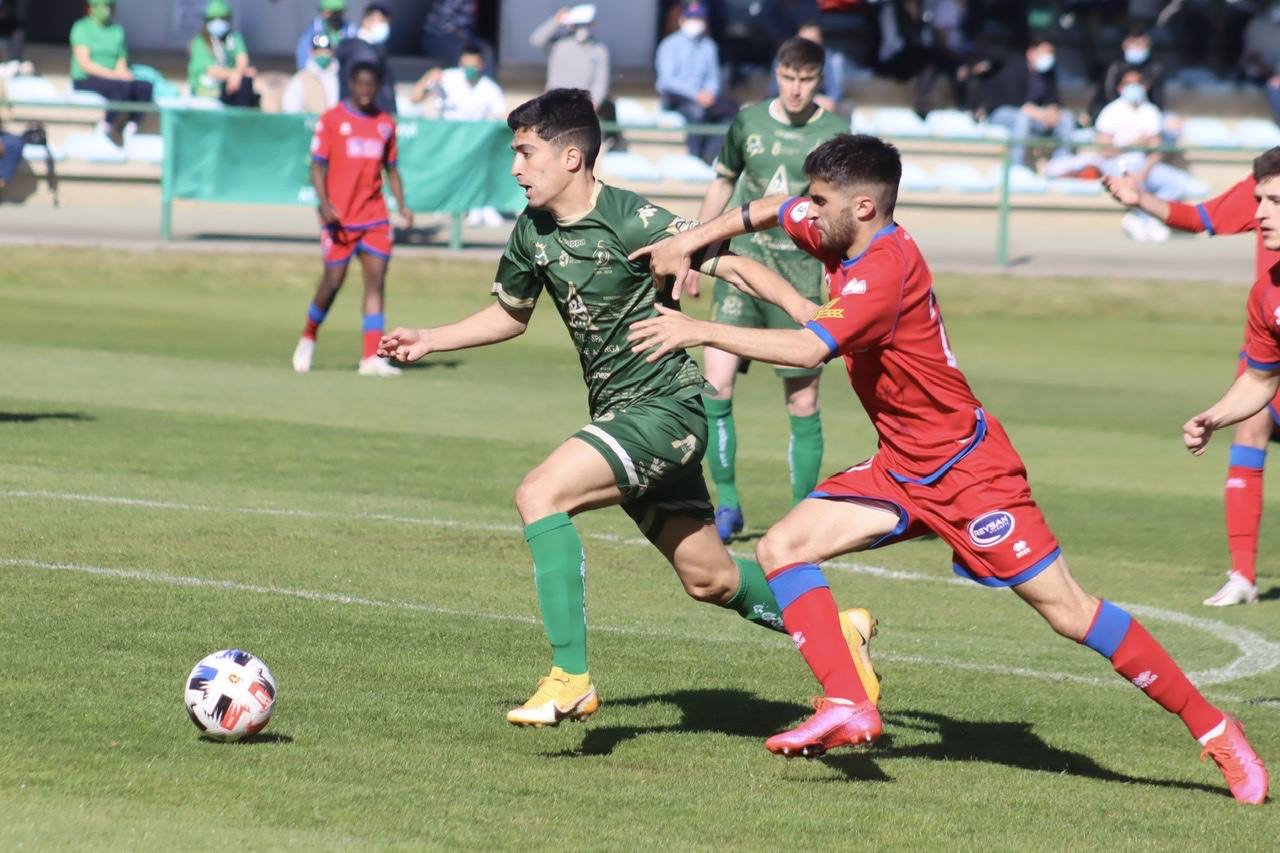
[680,571,735,604]
[1039,592,1101,641]
[756,526,806,572]
[514,474,558,523]
[1233,411,1274,448]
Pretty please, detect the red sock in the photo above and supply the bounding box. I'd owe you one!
[766,563,867,703]
[1224,463,1263,583]
[303,321,320,340]
[362,330,381,359]
[303,303,327,341]
[1107,614,1223,740]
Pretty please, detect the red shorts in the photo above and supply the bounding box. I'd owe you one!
[322,222,392,267]
[1234,354,1280,435]
[811,416,1061,587]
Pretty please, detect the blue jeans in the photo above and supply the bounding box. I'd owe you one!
[660,94,739,163]
[988,104,1076,167]
[0,130,22,186]
[1268,79,1280,124]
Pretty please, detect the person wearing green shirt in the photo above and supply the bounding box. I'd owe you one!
[70,0,153,145]
[188,0,258,107]
[691,37,848,541]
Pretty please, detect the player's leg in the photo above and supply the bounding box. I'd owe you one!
[293,248,350,373]
[355,233,399,376]
[782,373,823,505]
[1012,556,1268,804]
[506,436,627,727]
[703,281,761,541]
[1209,407,1271,605]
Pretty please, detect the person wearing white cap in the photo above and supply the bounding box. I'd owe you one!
[530,5,620,148]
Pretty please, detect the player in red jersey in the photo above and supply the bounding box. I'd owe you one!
[292,61,412,377]
[1107,146,1280,606]
[631,134,1268,803]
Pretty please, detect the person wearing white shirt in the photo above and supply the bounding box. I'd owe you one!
[1095,69,1194,243]
[411,44,507,226]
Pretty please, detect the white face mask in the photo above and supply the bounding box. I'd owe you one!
[680,20,706,38]
[1123,46,1149,65]
[207,18,230,38]
[1120,82,1147,104]
[361,21,390,45]
[573,26,591,42]
[1032,52,1055,73]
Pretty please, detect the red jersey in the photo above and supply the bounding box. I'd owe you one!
[1165,176,1279,281]
[1242,260,1280,372]
[310,102,397,228]
[779,196,985,482]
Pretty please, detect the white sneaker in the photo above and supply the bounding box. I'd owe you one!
[1122,211,1150,242]
[292,337,314,373]
[1144,217,1171,242]
[1204,571,1259,607]
[357,356,401,377]
[480,206,505,228]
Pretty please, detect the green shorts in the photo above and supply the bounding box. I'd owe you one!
[709,279,823,379]
[573,393,713,541]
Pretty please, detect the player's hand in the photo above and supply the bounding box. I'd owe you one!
[379,327,431,363]
[628,305,704,363]
[1103,173,1141,207]
[318,202,340,226]
[1182,412,1217,456]
[629,235,696,297]
[398,208,415,230]
[681,269,701,299]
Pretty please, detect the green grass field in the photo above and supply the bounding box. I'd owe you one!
[2,246,1279,849]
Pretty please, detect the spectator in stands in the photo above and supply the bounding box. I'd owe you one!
[973,33,1075,168]
[0,119,21,192]
[187,1,259,108]
[411,43,506,227]
[283,32,339,114]
[655,1,739,163]
[1241,2,1280,122]
[913,0,970,115]
[530,6,623,148]
[0,0,29,68]
[1089,24,1166,123]
[70,0,154,147]
[1096,68,1195,242]
[422,0,495,72]
[295,0,356,72]
[336,3,396,115]
[769,20,846,114]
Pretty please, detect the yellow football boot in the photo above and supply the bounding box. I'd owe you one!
[506,667,599,727]
[839,608,882,706]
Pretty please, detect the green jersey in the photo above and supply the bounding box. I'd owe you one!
[714,100,847,297]
[493,182,708,419]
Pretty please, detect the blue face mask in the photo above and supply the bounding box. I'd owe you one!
[207,18,231,39]
[1120,82,1147,104]
[1123,46,1149,65]
[1032,52,1055,73]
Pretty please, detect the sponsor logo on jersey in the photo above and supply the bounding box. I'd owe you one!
[814,299,844,320]
[841,278,867,295]
[1013,539,1031,558]
[968,510,1016,547]
[561,238,587,248]
[746,133,764,156]
[789,201,810,223]
[1131,671,1158,689]
[558,250,571,267]
[636,205,658,227]
[345,137,385,159]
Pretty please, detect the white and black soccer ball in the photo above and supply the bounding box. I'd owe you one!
[184,649,277,742]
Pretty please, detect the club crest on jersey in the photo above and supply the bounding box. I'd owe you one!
[377,122,393,140]
[841,278,867,296]
[593,240,611,269]
[789,201,810,223]
[968,511,1016,547]
[746,133,764,156]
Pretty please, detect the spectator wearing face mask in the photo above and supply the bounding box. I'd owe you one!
[188,1,258,108]
[295,0,357,72]
[1089,25,1165,124]
[1096,68,1195,243]
[972,33,1075,169]
[655,0,739,163]
[283,32,339,114]
[336,3,396,115]
[70,0,154,147]
[1241,2,1280,123]
[530,5,622,147]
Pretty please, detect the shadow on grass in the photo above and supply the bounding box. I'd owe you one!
[398,359,462,371]
[1256,586,1280,602]
[0,411,95,424]
[199,732,294,745]
[544,690,1224,796]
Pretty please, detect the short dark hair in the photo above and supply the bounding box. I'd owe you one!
[507,88,602,170]
[1255,146,1280,183]
[461,42,484,58]
[777,36,825,71]
[804,134,901,216]
[364,3,391,19]
[349,61,382,83]
[1027,30,1053,49]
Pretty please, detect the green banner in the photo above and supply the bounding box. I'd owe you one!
[162,109,526,213]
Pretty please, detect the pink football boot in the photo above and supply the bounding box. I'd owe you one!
[765,697,882,758]
[1200,716,1269,804]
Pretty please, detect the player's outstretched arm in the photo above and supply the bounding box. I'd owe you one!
[379,303,532,363]
[1103,172,1171,223]
[708,255,820,326]
[629,194,791,287]
[1184,367,1280,455]
[629,305,829,369]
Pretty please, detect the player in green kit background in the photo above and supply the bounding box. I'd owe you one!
[379,89,879,727]
[692,37,847,542]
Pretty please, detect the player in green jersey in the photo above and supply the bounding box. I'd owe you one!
[379,89,880,727]
[692,37,848,541]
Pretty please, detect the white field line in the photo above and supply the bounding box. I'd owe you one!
[4,489,1280,709]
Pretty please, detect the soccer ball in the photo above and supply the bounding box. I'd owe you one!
[184,649,277,741]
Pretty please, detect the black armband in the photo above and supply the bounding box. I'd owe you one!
[740,203,754,233]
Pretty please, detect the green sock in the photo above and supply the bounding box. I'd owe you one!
[525,512,588,674]
[722,557,786,633]
[704,395,739,509]
[788,411,824,505]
